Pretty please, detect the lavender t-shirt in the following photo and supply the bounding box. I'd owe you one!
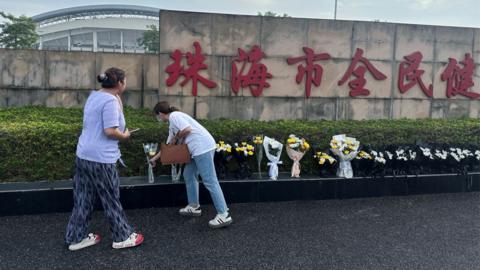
[76,91,125,164]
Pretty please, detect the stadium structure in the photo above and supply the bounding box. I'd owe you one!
[32,5,159,53]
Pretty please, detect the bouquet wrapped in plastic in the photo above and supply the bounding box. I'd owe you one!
[285,134,310,178]
[214,141,233,179]
[313,150,337,177]
[143,143,158,183]
[253,135,264,179]
[329,134,360,178]
[233,142,255,179]
[263,136,283,180]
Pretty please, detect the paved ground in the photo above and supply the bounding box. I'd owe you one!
[1,193,480,270]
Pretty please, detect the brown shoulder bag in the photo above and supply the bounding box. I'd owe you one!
[160,143,191,165]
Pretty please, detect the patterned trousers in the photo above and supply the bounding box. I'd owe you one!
[65,158,133,245]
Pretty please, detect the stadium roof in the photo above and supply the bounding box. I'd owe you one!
[32,5,159,24]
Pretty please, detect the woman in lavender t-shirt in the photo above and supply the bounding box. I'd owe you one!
[65,67,144,251]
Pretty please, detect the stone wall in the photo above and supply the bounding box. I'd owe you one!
[1,10,480,120]
[0,49,159,109]
[158,10,480,120]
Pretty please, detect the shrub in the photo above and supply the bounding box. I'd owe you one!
[1,106,480,182]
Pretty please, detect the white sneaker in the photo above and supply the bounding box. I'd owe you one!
[208,213,233,228]
[179,205,202,217]
[112,232,144,249]
[68,233,101,251]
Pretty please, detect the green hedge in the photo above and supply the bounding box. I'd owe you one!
[1,106,480,182]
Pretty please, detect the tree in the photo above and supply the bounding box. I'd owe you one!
[0,12,39,49]
[137,24,159,54]
[257,11,290,17]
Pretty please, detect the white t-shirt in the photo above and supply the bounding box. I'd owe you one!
[168,111,216,157]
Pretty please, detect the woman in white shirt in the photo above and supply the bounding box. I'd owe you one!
[150,101,232,228]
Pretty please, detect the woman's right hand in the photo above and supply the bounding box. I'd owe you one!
[149,158,156,168]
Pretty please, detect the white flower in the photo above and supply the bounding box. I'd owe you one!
[371,150,378,156]
[269,140,281,149]
[434,150,447,160]
[450,152,461,162]
[420,147,434,159]
[375,156,386,164]
[475,150,480,160]
[408,150,417,160]
[396,149,408,161]
[385,151,393,160]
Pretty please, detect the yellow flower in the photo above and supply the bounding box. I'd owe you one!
[247,145,254,151]
[253,136,263,144]
[319,158,325,165]
[248,151,254,156]
[216,144,220,148]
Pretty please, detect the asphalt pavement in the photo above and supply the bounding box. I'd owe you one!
[1,193,480,270]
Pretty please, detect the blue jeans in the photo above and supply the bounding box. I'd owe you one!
[183,150,229,214]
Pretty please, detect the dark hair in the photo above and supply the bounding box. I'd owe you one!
[97,67,126,89]
[153,101,180,115]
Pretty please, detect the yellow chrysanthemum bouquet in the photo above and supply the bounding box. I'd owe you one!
[329,134,360,178]
[286,134,310,178]
[313,151,337,177]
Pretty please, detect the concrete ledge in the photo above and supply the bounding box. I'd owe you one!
[1,173,479,216]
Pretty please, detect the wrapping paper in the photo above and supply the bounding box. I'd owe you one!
[263,136,283,180]
[286,147,306,178]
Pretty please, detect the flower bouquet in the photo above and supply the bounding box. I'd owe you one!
[253,135,264,179]
[369,149,387,177]
[285,134,310,178]
[313,150,337,177]
[233,141,255,179]
[143,143,158,183]
[214,141,233,179]
[329,134,360,178]
[418,144,435,174]
[352,149,374,177]
[448,147,472,175]
[263,136,283,180]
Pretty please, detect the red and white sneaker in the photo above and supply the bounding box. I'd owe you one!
[68,233,101,251]
[112,232,144,249]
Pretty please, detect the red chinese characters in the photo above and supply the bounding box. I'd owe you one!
[287,47,331,98]
[398,51,433,97]
[338,48,387,97]
[231,45,272,97]
[440,53,479,99]
[165,41,217,96]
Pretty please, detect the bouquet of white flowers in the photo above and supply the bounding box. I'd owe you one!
[285,134,310,178]
[263,136,283,180]
[143,143,158,183]
[329,134,360,178]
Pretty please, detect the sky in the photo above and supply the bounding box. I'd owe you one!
[0,0,480,28]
